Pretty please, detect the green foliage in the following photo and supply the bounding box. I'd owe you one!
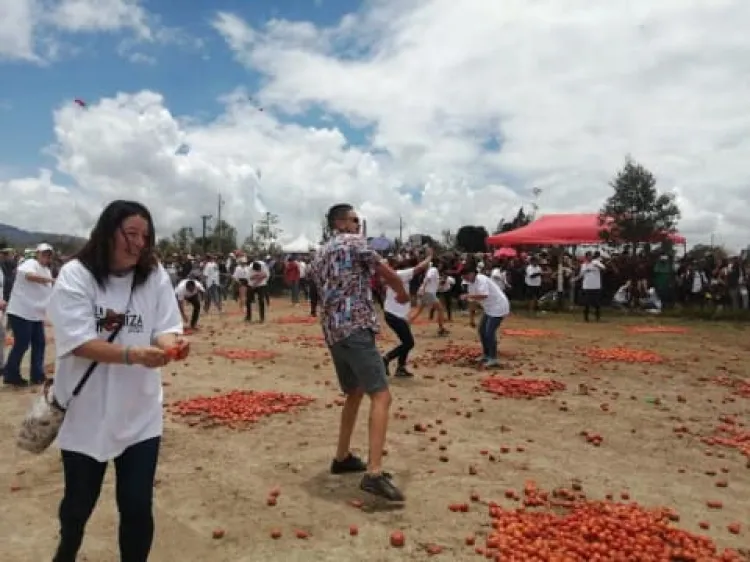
[685,244,729,262]
[212,219,237,252]
[156,238,176,257]
[255,213,282,251]
[319,217,331,245]
[494,206,532,234]
[599,156,681,246]
[441,229,455,248]
[171,226,195,252]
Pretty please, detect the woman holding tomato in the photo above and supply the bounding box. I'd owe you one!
[48,200,189,562]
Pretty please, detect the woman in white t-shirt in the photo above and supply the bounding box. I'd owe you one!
[47,200,188,562]
[382,250,433,377]
[461,263,511,368]
[3,242,55,387]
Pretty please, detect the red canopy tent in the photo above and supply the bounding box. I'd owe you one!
[486,213,686,246]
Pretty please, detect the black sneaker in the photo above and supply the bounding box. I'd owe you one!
[382,357,391,377]
[3,378,29,388]
[395,366,414,378]
[330,453,367,474]
[437,328,449,336]
[360,472,405,502]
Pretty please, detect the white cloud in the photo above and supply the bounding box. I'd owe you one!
[0,0,39,61]
[0,89,524,245]
[0,0,200,63]
[47,0,151,38]
[2,0,750,251]
[209,0,750,249]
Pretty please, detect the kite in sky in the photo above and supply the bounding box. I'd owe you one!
[175,143,190,155]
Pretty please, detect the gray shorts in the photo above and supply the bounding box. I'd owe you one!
[421,292,438,306]
[329,329,388,395]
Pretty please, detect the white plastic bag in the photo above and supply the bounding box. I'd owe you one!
[17,380,65,454]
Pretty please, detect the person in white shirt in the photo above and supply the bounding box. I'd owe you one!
[202,255,222,313]
[175,278,205,329]
[436,269,456,321]
[246,259,270,323]
[461,262,511,368]
[0,266,6,376]
[612,282,631,309]
[299,258,309,301]
[578,251,605,322]
[233,258,250,309]
[490,263,511,292]
[409,260,448,336]
[524,257,543,314]
[642,286,662,314]
[382,251,433,377]
[47,200,188,562]
[3,242,55,386]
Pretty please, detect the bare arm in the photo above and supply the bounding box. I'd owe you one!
[376,262,409,301]
[413,251,434,275]
[25,272,53,284]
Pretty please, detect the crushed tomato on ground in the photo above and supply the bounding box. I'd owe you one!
[169,390,315,428]
[472,481,745,561]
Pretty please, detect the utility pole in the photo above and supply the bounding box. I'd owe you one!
[216,192,224,253]
[200,214,212,254]
[398,215,404,246]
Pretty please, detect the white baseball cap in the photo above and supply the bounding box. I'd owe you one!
[36,243,54,253]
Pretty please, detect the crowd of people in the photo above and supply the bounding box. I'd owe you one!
[371,246,749,317]
[3,199,750,561]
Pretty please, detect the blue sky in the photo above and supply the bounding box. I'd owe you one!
[1,0,746,248]
[0,0,360,176]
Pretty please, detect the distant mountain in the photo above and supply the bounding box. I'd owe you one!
[0,222,87,250]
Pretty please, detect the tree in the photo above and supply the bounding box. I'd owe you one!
[441,229,456,248]
[0,236,9,249]
[241,232,265,256]
[156,238,177,257]
[494,207,532,234]
[212,219,237,253]
[455,225,489,253]
[599,156,681,247]
[171,227,195,253]
[255,212,282,251]
[319,217,331,245]
[685,244,728,263]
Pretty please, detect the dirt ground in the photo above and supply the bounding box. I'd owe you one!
[1,299,748,561]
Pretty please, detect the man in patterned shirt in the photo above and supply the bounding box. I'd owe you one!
[310,203,410,501]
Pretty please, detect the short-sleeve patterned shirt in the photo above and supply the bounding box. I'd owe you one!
[310,233,381,346]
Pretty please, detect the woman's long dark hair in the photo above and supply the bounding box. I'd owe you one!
[74,200,158,288]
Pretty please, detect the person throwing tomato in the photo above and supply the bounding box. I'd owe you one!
[310,203,410,502]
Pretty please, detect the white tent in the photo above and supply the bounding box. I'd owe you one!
[283,235,317,253]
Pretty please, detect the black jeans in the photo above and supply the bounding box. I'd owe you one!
[309,282,319,316]
[53,437,161,562]
[430,292,453,321]
[246,286,267,322]
[384,312,415,367]
[186,294,201,328]
[582,289,601,321]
